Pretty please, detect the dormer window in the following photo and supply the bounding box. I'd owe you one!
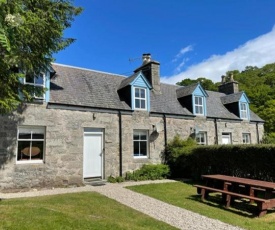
[240,102,248,119]
[24,73,45,100]
[134,87,147,110]
[194,96,204,115]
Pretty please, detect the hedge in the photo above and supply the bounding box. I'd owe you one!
[165,141,275,182]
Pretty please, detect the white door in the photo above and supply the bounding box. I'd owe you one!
[83,129,103,178]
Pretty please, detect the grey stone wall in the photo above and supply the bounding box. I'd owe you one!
[0,103,265,191]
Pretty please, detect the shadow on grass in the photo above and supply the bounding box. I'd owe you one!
[189,193,275,218]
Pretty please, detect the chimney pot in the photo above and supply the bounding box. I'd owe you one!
[230,73,234,82]
[142,53,151,64]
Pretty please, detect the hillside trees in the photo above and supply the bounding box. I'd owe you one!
[0,0,82,114]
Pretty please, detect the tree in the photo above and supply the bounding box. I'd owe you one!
[177,77,218,91]
[0,0,82,114]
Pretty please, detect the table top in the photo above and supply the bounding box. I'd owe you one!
[202,174,275,189]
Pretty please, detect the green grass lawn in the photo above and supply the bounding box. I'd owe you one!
[0,192,177,230]
[128,182,275,230]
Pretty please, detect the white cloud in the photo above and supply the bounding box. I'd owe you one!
[162,26,275,84]
[172,45,193,62]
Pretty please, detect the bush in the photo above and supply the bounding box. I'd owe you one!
[165,135,197,178]
[164,138,275,182]
[107,176,125,183]
[125,164,170,181]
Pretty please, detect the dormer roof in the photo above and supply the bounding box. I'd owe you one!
[176,83,208,98]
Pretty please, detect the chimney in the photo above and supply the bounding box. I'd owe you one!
[134,53,161,94]
[218,74,239,95]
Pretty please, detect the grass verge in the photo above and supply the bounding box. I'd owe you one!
[127,182,275,230]
[0,192,177,230]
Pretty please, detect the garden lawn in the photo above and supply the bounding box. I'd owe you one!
[128,182,275,230]
[0,192,177,230]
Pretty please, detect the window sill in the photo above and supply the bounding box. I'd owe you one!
[133,156,148,159]
[16,160,44,164]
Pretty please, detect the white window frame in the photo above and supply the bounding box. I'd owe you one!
[24,73,45,100]
[17,126,45,164]
[194,96,204,115]
[242,133,251,144]
[134,87,147,110]
[196,132,207,145]
[133,130,148,158]
[222,132,232,145]
[240,102,248,119]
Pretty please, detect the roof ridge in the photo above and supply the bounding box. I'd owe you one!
[52,63,127,78]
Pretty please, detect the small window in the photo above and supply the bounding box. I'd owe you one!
[24,73,45,100]
[134,87,146,110]
[17,126,45,163]
[240,103,248,119]
[133,130,148,158]
[242,133,251,144]
[196,132,207,145]
[194,96,204,115]
[222,132,232,145]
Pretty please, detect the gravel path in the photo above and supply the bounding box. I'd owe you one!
[0,180,243,230]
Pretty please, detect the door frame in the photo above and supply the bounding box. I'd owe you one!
[83,128,104,179]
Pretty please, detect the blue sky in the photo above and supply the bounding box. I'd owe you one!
[54,0,275,83]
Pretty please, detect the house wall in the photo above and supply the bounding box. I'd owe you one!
[0,104,264,191]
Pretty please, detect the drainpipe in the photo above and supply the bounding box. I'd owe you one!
[118,111,122,176]
[163,114,167,148]
[214,118,218,144]
[256,122,260,144]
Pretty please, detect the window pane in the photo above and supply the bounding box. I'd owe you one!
[135,99,140,108]
[195,97,198,104]
[25,74,34,83]
[133,142,140,156]
[19,133,31,139]
[31,141,44,159]
[199,97,202,104]
[133,133,139,140]
[140,89,145,98]
[35,74,44,85]
[32,133,44,139]
[140,134,147,140]
[135,88,139,97]
[139,142,147,156]
[140,100,145,109]
[18,141,31,160]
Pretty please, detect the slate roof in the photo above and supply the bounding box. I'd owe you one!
[118,71,140,90]
[50,64,264,122]
[220,92,244,104]
[176,84,198,98]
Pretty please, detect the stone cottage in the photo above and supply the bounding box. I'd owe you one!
[0,54,264,190]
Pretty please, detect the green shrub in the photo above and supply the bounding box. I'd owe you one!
[164,139,275,182]
[107,175,125,183]
[125,164,170,181]
[165,135,197,178]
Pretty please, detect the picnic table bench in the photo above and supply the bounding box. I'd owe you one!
[194,174,275,217]
[194,184,270,217]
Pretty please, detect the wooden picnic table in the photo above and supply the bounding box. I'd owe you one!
[202,174,275,199]
[194,174,275,217]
